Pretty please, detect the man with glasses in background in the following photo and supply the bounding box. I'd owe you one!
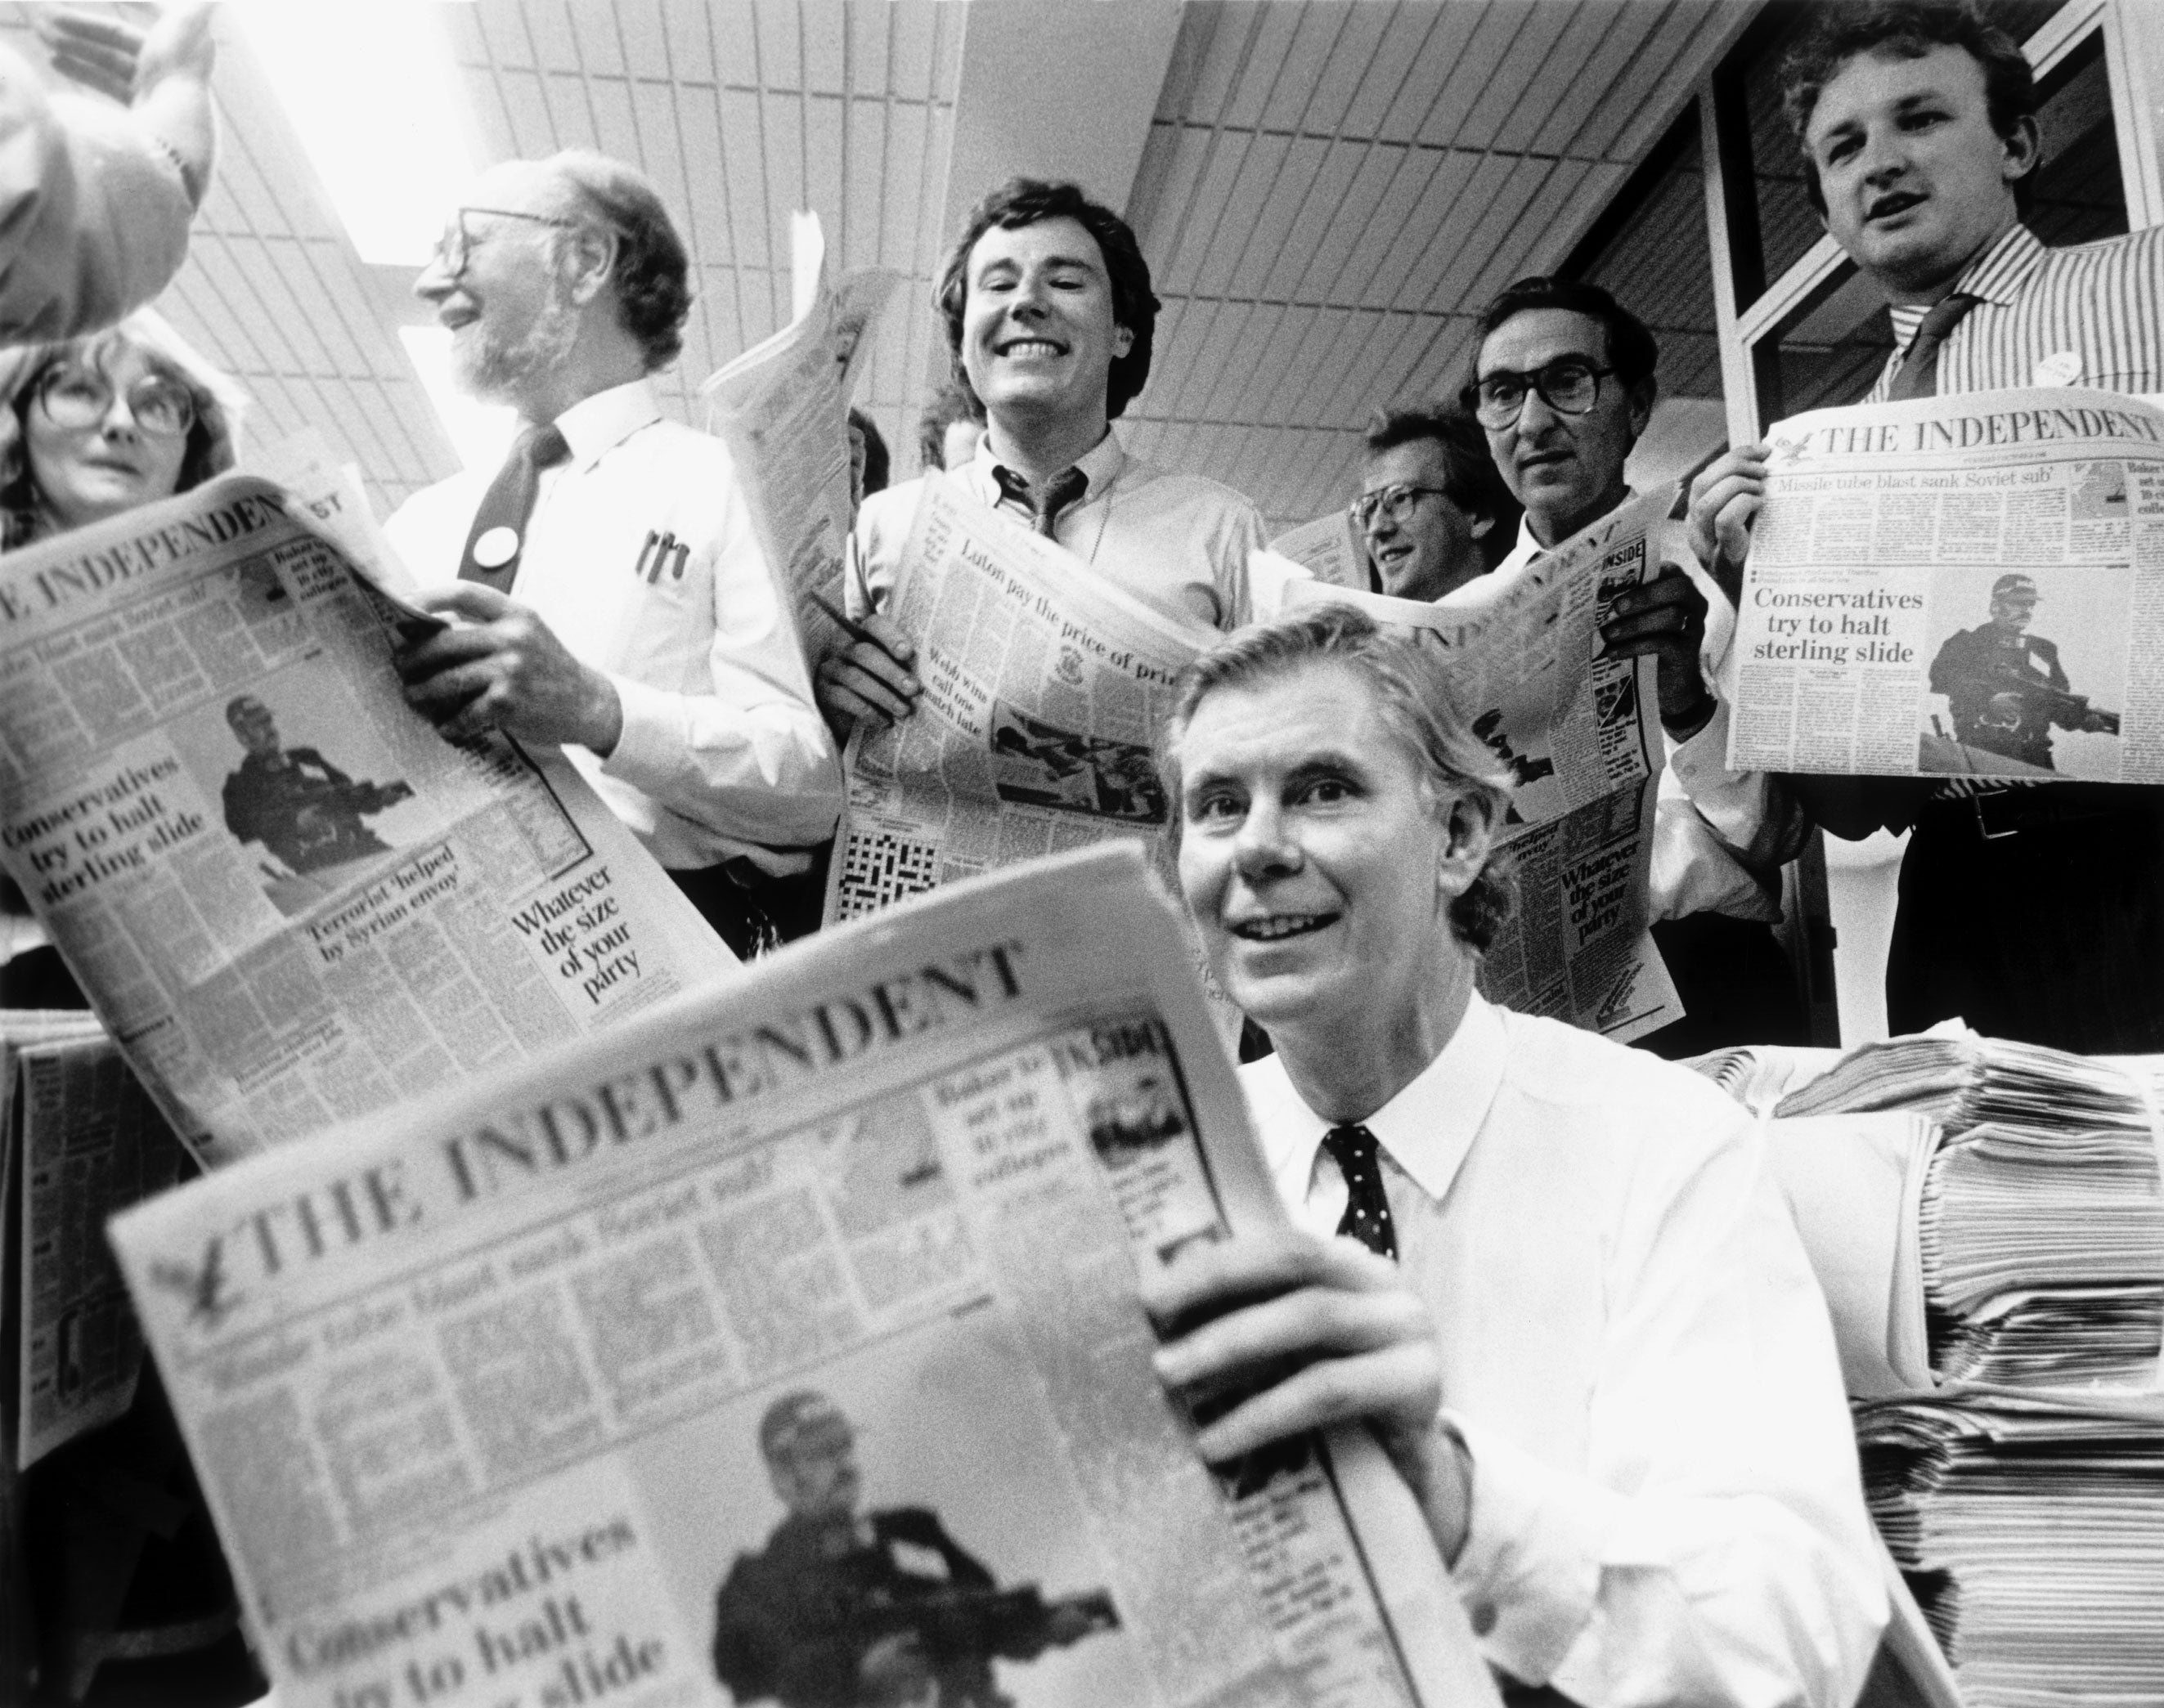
[386,150,840,958]
[1466,277,1809,1056]
[1353,404,1518,603]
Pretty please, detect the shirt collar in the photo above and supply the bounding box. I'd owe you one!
[552,378,663,472]
[1253,993,1510,1208]
[975,425,1128,499]
[1887,223,2045,343]
[1496,491,1635,578]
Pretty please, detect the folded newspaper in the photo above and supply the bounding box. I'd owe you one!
[702,209,902,665]
[1283,486,1685,1042]
[1726,386,2164,782]
[111,844,1495,1708]
[822,476,1211,924]
[4,1013,191,1470]
[0,473,736,1165]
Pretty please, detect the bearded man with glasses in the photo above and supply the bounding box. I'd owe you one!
[385,150,840,959]
[1464,277,1810,1056]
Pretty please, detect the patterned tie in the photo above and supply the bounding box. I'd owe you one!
[458,422,572,591]
[992,464,1089,537]
[1321,1124,1397,1260]
[1888,292,1979,401]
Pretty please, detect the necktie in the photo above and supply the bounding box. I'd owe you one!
[992,464,1089,536]
[458,423,572,592]
[1321,1124,1397,1260]
[1888,292,1979,401]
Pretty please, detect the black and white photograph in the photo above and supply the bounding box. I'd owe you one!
[163,665,443,913]
[1916,563,2130,779]
[8,2,2164,1706]
[628,1324,1143,1708]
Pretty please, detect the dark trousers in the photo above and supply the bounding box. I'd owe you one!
[1636,912,1809,1060]
[1889,791,2164,1052]
[669,845,830,961]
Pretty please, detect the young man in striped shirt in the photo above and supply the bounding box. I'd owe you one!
[1686,0,2164,1051]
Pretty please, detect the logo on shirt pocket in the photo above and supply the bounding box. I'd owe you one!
[635,530,690,584]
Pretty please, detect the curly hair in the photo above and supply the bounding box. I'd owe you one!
[0,317,239,550]
[934,178,1160,420]
[547,150,694,371]
[1155,603,1518,953]
[1780,2,2041,217]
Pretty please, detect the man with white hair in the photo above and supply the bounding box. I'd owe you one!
[1147,605,1885,1707]
[386,150,839,956]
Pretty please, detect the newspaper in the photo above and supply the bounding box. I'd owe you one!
[702,210,903,661]
[12,1026,190,1467]
[823,474,1212,928]
[113,844,1497,1708]
[0,475,737,1167]
[1725,387,2164,780]
[1284,486,1685,1042]
[1268,512,1370,590]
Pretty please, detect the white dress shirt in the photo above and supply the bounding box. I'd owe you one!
[1242,996,1886,1707]
[386,379,842,876]
[854,428,1269,631]
[1492,516,1794,922]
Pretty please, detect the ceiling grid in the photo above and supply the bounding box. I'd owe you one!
[0,0,1746,531]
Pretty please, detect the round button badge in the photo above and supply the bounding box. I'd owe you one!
[471,526,520,569]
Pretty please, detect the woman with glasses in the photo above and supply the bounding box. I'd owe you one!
[1,314,238,1006]
[0,312,236,550]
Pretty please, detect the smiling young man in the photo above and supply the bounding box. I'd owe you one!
[1686,1,2164,1050]
[1354,405,1516,603]
[1468,278,1810,1056]
[384,151,840,957]
[816,178,1269,733]
[1146,604,1884,1708]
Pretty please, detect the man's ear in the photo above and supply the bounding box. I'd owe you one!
[1434,790,1497,902]
[2000,114,2042,187]
[1112,322,1134,360]
[563,225,617,307]
[1625,374,1658,444]
[1470,513,1494,541]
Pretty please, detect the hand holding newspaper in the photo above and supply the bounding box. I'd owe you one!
[113,845,1496,1708]
[0,474,736,1166]
[823,474,1214,926]
[1283,486,1686,1042]
[1724,386,2164,781]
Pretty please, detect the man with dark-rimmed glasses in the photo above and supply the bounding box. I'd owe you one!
[385,151,839,957]
[1464,276,1809,1056]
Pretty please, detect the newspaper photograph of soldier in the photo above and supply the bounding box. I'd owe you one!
[622,1325,1141,1708]
[1917,567,2129,779]
[986,704,1167,825]
[164,668,429,915]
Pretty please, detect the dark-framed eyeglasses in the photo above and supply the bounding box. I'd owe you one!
[1350,483,1454,530]
[1462,358,1614,428]
[429,206,581,279]
[34,365,196,438]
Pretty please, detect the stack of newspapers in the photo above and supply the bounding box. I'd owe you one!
[1706,1029,2164,1708]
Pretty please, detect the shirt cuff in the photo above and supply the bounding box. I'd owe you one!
[1448,1411,1623,1687]
[596,675,681,792]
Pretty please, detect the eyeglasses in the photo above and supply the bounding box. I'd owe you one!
[35,366,195,438]
[1462,358,1614,428]
[1350,483,1454,530]
[429,206,580,279]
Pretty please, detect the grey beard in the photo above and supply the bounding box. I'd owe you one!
[454,289,580,405]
